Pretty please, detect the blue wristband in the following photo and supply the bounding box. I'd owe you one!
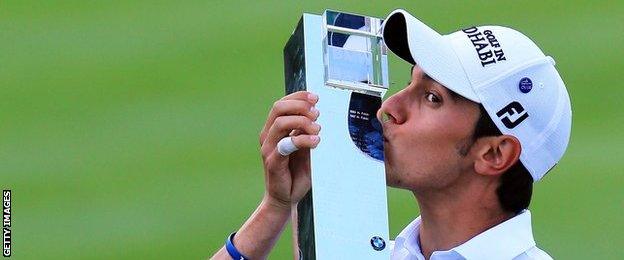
[225,232,250,260]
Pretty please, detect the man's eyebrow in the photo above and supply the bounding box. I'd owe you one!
[411,67,462,102]
[421,72,463,102]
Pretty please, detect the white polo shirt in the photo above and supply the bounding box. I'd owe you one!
[389,210,553,260]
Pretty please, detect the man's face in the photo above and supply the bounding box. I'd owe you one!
[378,65,481,190]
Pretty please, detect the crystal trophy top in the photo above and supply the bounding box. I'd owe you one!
[323,10,389,96]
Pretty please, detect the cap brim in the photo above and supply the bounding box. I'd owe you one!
[382,9,480,103]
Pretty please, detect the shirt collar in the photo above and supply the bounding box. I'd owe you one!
[394,210,536,259]
[394,216,424,258]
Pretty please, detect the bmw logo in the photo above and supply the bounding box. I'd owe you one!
[370,236,386,251]
[519,77,533,93]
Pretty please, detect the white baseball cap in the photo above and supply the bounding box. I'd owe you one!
[381,9,572,181]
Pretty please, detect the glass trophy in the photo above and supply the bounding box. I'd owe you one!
[283,10,390,259]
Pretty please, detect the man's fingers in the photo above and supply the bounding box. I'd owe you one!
[282,91,318,102]
[266,115,321,148]
[289,129,302,136]
[263,100,319,133]
[259,92,319,145]
[277,135,321,156]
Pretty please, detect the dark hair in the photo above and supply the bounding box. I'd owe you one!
[472,105,533,214]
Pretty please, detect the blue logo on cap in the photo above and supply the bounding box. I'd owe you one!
[519,77,532,93]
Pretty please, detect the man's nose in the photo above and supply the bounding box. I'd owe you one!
[377,91,407,125]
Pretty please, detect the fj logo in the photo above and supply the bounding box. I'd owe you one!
[496,101,529,129]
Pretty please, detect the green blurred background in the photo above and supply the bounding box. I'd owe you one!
[1,0,622,259]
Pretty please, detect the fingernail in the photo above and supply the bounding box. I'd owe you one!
[308,93,319,103]
[310,135,320,143]
[313,123,321,131]
[310,107,320,118]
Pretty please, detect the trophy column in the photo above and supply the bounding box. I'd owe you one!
[283,10,390,260]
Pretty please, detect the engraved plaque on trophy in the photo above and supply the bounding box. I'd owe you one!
[283,10,390,260]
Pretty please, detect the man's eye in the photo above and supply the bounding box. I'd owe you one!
[425,92,441,103]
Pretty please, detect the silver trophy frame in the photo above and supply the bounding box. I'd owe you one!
[283,10,390,260]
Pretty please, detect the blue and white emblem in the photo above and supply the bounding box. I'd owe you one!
[370,236,386,251]
[519,77,533,93]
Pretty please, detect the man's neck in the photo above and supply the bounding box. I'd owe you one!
[413,184,514,259]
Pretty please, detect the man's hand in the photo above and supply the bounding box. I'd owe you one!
[211,91,320,260]
[259,91,321,209]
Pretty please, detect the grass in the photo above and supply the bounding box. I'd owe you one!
[0,0,622,259]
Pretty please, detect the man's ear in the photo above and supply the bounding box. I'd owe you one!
[473,135,522,177]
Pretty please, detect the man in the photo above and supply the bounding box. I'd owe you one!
[212,8,571,260]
